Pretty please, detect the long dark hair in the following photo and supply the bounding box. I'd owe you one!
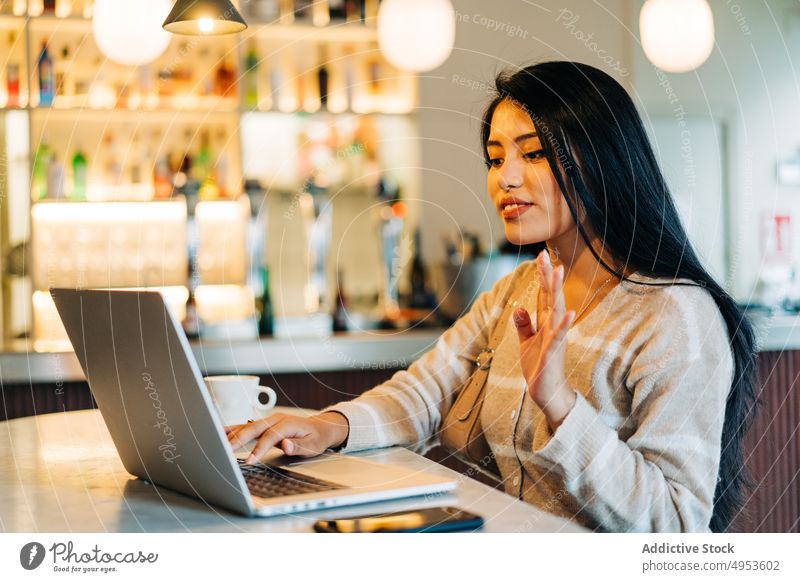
[481,61,758,532]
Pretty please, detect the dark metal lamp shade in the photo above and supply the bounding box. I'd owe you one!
[162,0,247,35]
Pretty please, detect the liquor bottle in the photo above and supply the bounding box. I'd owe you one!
[364,0,379,22]
[214,129,230,198]
[38,41,55,106]
[71,148,87,200]
[102,133,123,185]
[193,131,211,184]
[258,266,274,336]
[32,140,53,200]
[243,41,259,109]
[157,67,173,99]
[297,62,308,111]
[407,230,436,309]
[6,61,19,107]
[183,261,201,338]
[213,55,235,98]
[269,57,284,110]
[196,47,211,97]
[278,0,294,24]
[154,155,173,199]
[129,133,143,184]
[332,269,348,332]
[317,46,329,107]
[329,0,346,20]
[55,0,72,17]
[198,175,220,201]
[42,0,55,15]
[56,45,73,97]
[196,131,220,200]
[174,131,194,193]
[47,153,65,199]
[6,32,20,107]
[295,0,313,20]
[368,57,381,94]
[345,0,359,23]
[312,0,329,26]
[343,46,355,110]
[258,57,272,110]
[253,0,280,22]
[173,43,192,97]
[136,63,154,107]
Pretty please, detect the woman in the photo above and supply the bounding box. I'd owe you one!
[227,62,757,533]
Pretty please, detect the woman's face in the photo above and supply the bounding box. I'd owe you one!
[486,99,576,246]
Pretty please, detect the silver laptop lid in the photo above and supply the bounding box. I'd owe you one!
[51,288,254,516]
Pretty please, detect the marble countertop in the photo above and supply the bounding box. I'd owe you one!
[0,408,586,533]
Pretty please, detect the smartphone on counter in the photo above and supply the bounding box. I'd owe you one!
[313,506,484,533]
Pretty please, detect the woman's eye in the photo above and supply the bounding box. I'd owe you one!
[524,149,545,160]
[488,158,503,167]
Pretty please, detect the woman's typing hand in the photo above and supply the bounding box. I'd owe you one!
[226,411,350,464]
[513,250,577,432]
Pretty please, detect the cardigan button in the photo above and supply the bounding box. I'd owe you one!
[512,475,520,487]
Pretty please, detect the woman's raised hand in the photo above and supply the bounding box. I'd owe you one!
[513,250,577,431]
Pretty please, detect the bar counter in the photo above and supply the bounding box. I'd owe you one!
[0,329,441,384]
[0,310,797,385]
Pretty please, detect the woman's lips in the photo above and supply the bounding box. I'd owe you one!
[501,203,534,219]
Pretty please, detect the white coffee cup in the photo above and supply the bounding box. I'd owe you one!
[204,375,277,426]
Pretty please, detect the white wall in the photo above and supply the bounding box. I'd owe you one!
[630,0,800,301]
[418,0,800,302]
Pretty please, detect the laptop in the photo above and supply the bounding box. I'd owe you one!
[51,288,457,517]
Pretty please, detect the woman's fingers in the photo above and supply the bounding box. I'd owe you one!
[282,433,326,457]
[552,265,566,326]
[557,310,576,338]
[536,252,549,312]
[541,310,575,355]
[514,307,535,341]
[227,414,283,450]
[537,251,554,331]
[247,417,313,464]
[533,251,570,339]
[542,251,554,308]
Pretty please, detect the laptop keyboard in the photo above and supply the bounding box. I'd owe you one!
[238,459,345,498]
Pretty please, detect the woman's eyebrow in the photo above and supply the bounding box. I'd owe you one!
[513,132,538,143]
[486,132,539,148]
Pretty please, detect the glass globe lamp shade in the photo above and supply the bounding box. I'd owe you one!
[640,0,715,73]
[92,0,173,66]
[378,0,455,72]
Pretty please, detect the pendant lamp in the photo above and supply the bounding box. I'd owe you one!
[163,0,247,35]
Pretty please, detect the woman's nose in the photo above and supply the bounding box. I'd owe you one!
[498,161,523,191]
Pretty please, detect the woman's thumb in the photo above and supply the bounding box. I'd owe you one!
[514,307,534,340]
[281,435,320,457]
